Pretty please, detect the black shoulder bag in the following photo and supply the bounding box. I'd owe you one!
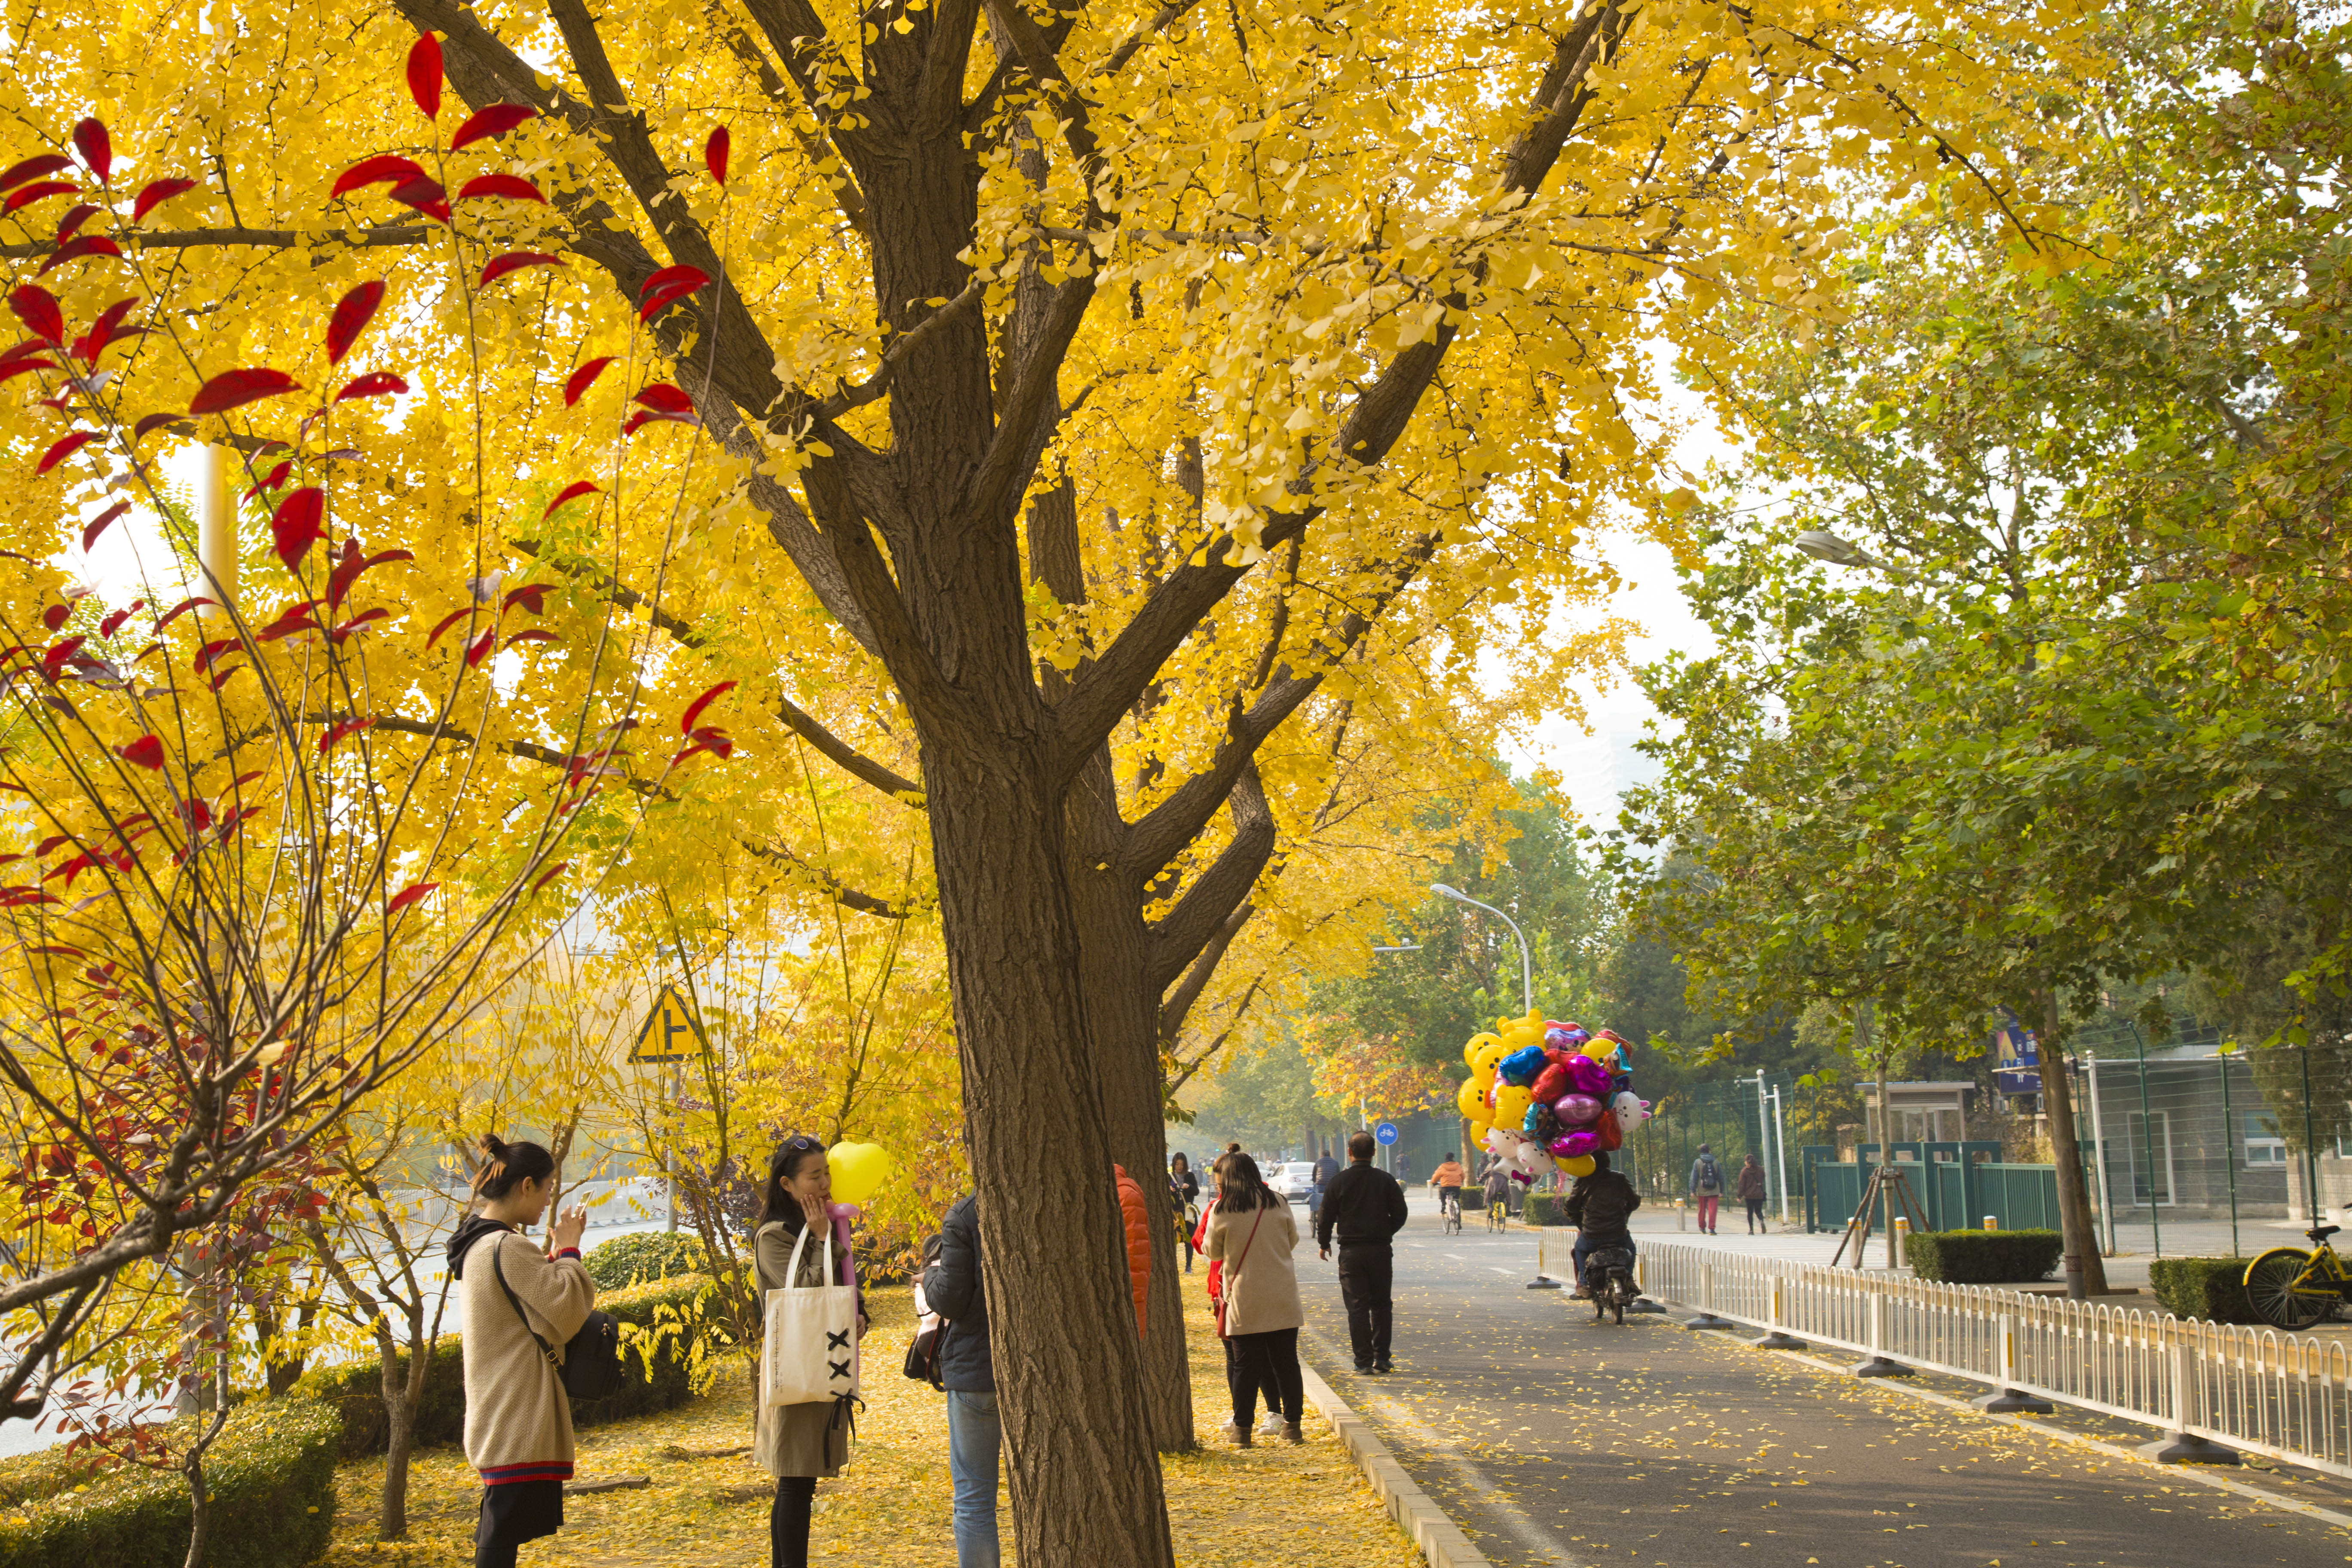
[490,1235,626,1402]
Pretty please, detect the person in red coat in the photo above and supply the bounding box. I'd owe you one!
[1113,1165,1151,1337]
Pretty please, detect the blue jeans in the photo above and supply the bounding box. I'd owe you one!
[1573,1236,1634,1287]
[946,1389,1001,1568]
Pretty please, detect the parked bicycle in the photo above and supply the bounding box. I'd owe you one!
[2245,1224,2352,1330]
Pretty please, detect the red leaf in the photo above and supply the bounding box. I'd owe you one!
[114,735,164,770]
[10,286,63,344]
[464,627,497,667]
[190,367,300,416]
[5,181,80,214]
[40,604,69,631]
[55,203,98,242]
[131,412,181,442]
[327,539,414,609]
[130,177,197,223]
[334,371,408,403]
[208,663,246,691]
[37,432,97,475]
[679,680,736,735]
[329,156,426,199]
[0,339,51,366]
[563,356,614,406]
[504,628,558,649]
[386,881,438,915]
[636,264,710,322]
[450,103,537,151]
[318,717,374,753]
[407,34,444,120]
[270,487,325,569]
[424,607,472,646]
[0,360,55,385]
[191,636,239,673]
[622,410,694,436]
[329,607,389,641]
[456,173,545,203]
[633,382,695,416]
[242,459,292,499]
[542,481,600,520]
[97,602,140,637]
[81,501,130,551]
[386,176,448,220]
[35,235,122,277]
[153,596,214,631]
[504,583,551,614]
[70,119,110,183]
[40,636,86,680]
[75,296,141,364]
[705,126,730,187]
[326,282,384,366]
[0,154,71,194]
[255,603,316,641]
[530,860,572,894]
[480,251,562,286]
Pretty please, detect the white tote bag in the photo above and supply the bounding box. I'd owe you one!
[762,1223,861,1408]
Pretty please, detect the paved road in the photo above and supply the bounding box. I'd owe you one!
[1288,1193,2352,1568]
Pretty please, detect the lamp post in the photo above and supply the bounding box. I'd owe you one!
[1430,883,1531,1015]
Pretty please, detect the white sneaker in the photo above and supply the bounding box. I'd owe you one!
[1257,1412,1284,1436]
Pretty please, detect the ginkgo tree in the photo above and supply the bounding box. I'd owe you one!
[0,0,2106,1552]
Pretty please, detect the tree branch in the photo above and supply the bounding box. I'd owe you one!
[1145,763,1273,992]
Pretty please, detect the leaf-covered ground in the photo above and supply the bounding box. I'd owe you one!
[323,1278,1421,1566]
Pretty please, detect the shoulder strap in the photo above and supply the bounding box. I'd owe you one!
[782,1218,835,1287]
[489,1234,563,1374]
[1231,1207,1266,1272]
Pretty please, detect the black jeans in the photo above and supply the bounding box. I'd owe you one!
[1226,1327,1303,1427]
[772,1475,817,1568]
[475,1480,562,1568]
[1745,1197,1767,1230]
[1336,1243,1393,1369]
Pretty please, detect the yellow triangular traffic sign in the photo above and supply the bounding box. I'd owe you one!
[631,984,706,1063]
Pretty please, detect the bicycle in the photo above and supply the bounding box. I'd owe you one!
[1439,1189,1463,1235]
[2245,1224,2352,1330]
[1487,1194,1510,1233]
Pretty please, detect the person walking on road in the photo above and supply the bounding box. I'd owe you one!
[1203,1154,1308,1446]
[1564,1151,1642,1298]
[1736,1152,1768,1234]
[1688,1143,1725,1235]
[920,1191,998,1568]
[1316,1131,1409,1374]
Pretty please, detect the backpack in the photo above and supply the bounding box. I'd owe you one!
[1694,1156,1722,1197]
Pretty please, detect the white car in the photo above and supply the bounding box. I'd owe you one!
[1271,1162,1319,1202]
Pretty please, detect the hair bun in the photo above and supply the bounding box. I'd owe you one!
[481,1133,509,1156]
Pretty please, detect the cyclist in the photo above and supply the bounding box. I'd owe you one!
[1480,1153,1513,1227]
[1429,1152,1467,1227]
[1563,1151,1641,1298]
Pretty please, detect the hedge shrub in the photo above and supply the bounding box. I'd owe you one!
[1907,1229,2064,1283]
[582,1230,712,1289]
[2150,1256,2261,1324]
[1524,1195,1568,1227]
[294,1272,729,1460]
[0,1400,337,1568]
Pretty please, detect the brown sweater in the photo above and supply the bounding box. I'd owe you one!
[454,1223,596,1484]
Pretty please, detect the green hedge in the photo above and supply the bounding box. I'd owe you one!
[0,1400,337,1568]
[293,1272,728,1460]
[582,1230,712,1289]
[1907,1229,2064,1284]
[2150,1256,2261,1324]
[1524,1195,1568,1226]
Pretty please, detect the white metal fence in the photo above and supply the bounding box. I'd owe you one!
[1542,1232,2352,1480]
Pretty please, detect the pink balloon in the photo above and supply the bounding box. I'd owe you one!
[1563,1056,1612,1097]
[1546,1132,1582,1160]
[1554,1129,1601,1158]
[1553,1093,1604,1126]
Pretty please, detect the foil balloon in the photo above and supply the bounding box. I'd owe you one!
[1455,1078,1487,1121]
[1529,1062,1570,1104]
[1463,1031,1503,1068]
[1563,1055,1612,1098]
[1471,1039,1510,1079]
[826,1141,892,1205]
[1524,1104,1564,1142]
[1498,1044,1548,1086]
[1507,1139,1550,1182]
[1553,1092,1604,1126]
[1545,1131,1583,1161]
[1556,1129,1601,1159]
[1608,1090,1651,1137]
[1595,1109,1624,1152]
[1556,1153,1597,1178]
[1492,1084,1535,1129]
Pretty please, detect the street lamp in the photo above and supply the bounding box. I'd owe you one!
[1430,883,1531,1015]
[1371,943,1422,953]
[1792,528,1889,570]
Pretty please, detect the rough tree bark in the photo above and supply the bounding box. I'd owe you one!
[2038,986,2109,1298]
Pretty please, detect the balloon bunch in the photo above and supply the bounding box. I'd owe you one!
[1456,1011,1651,1183]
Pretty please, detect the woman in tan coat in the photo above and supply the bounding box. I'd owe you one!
[753,1135,866,1568]
[1202,1152,1306,1446]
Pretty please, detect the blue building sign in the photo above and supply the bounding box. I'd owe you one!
[1993,1014,2040,1096]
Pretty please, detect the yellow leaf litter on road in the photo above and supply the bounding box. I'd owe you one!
[323,1282,1423,1566]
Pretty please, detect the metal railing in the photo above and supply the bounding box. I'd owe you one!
[1547,1234,2352,1479]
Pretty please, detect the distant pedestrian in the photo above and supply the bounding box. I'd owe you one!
[1203,1154,1307,1446]
[1736,1153,1768,1234]
[1689,1144,1724,1235]
[753,1136,867,1568]
[1316,1132,1408,1374]
[1313,1147,1340,1190]
[1395,1153,1412,1188]
[447,1134,594,1568]
[1170,1154,1201,1273]
[921,1190,997,1568]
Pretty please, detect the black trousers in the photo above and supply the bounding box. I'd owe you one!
[1226,1326,1303,1426]
[1745,1197,1767,1230]
[1336,1243,1393,1369]
[475,1479,562,1568]
[772,1474,817,1568]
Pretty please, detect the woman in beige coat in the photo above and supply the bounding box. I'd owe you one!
[1202,1152,1306,1446]
[753,1135,866,1568]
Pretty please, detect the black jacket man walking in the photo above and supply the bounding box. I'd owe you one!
[1315,1132,1410,1373]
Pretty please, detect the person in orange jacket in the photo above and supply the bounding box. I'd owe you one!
[1113,1165,1152,1337]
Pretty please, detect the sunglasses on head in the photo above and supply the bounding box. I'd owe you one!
[782,1135,821,1153]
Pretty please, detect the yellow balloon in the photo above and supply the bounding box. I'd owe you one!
[1582,1038,1617,1062]
[1455,1079,1487,1120]
[826,1141,891,1205]
[1462,1031,1503,1067]
[1557,1155,1596,1177]
[1472,1041,1509,1077]
[1472,1063,1496,1090]
[1468,1120,1494,1150]
[1492,1085,1534,1128]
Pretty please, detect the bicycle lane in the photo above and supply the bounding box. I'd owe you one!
[1293,1207,2352,1568]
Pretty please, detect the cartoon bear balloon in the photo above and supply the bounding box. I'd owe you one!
[1608,1090,1651,1138]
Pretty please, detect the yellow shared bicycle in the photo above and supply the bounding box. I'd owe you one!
[2244,1225,2352,1330]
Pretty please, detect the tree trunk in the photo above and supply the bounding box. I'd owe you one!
[2038,987,2108,1298]
[380,1390,415,1540]
[933,756,1176,1568]
[182,1450,209,1568]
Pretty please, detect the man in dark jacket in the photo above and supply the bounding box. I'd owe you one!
[920,1195,998,1568]
[1563,1151,1642,1299]
[1315,1131,1409,1373]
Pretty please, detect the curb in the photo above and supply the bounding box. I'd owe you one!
[1296,1359,1493,1568]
